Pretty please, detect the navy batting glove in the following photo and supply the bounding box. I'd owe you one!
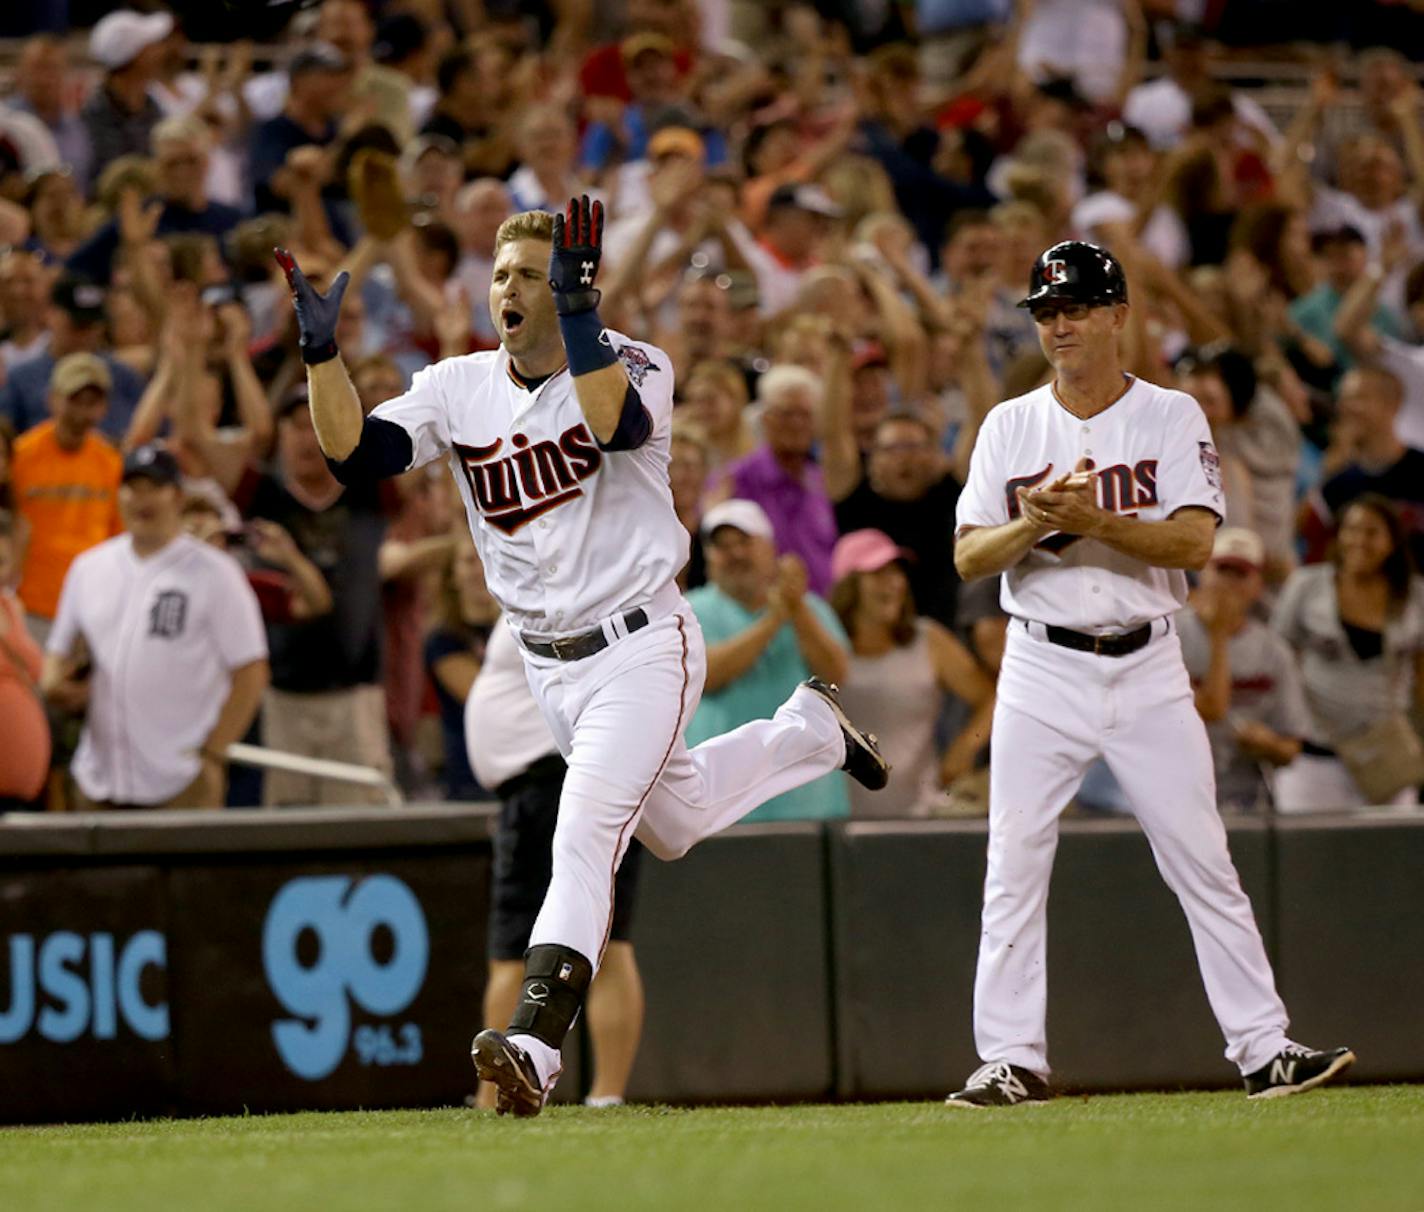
[549,195,603,316]
[275,246,349,364]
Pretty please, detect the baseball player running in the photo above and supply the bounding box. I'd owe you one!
[948,241,1353,1106]
[276,197,888,1117]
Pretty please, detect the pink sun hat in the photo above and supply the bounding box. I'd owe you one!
[831,529,915,583]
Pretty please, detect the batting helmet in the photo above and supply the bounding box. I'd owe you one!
[1018,240,1128,310]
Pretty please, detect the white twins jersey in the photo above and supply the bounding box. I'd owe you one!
[372,330,686,635]
[47,533,269,804]
[956,375,1224,632]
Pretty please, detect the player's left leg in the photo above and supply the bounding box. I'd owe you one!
[1104,636,1292,1075]
[633,682,850,861]
[633,608,878,858]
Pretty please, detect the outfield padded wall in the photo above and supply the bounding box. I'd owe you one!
[626,824,833,1102]
[1,808,1421,1120]
[1272,815,1424,1082]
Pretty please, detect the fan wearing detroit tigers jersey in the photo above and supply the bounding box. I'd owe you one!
[274,197,889,1118]
[946,240,1354,1108]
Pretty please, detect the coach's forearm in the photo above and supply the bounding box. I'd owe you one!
[1087,511,1213,570]
[954,518,1049,581]
[307,356,364,460]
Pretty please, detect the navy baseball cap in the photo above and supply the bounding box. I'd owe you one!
[122,444,182,486]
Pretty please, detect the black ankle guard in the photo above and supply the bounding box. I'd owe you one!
[509,944,593,1049]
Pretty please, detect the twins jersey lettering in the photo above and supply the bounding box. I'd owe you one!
[371,330,687,635]
[955,376,1225,631]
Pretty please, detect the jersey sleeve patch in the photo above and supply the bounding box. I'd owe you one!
[1198,441,1222,490]
[616,343,658,388]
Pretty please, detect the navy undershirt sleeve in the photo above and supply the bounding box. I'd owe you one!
[596,383,653,452]
[326,415,416,484]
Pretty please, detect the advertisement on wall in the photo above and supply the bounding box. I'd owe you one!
[0,866,173,1123]
[166,857,488,1115]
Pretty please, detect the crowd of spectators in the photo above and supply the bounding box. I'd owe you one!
[2,0,1424,816]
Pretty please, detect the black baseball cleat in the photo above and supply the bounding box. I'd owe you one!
[1243,1044,1355,1099]
[945,1061,1052,1108]
[471,1029,546,1117]
[800,678,890,790]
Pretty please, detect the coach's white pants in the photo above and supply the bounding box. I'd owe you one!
[520,593,845,972]
[975,619,1290,1078]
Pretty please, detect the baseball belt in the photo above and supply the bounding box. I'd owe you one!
[1043,621,1153,658]
[520,607,650,662]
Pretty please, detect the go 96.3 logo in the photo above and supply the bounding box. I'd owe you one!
[262,875,429,1081]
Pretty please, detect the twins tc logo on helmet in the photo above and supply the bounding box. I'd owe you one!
[1043,259,1069,285]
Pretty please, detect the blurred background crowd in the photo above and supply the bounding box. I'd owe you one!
[2,0,1423,819]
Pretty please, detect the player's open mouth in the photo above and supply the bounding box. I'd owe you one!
[503,309,524,334]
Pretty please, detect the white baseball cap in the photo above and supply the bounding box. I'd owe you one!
[90,10,175,71]
[701,499,774,542]
[1211,527,1265,571]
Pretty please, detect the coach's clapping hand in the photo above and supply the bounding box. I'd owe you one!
[274,247,348,365]
[1020,461,1104,537]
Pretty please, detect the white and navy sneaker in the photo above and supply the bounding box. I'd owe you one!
[1244,1044,1355,1099]
[471,1029,547,1117]
[800,678,890,790]
[944,1061,1052,1108]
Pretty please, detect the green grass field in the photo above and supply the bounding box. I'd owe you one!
[3,1088,1421,1212]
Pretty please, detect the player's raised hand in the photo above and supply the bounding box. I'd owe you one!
[549,194,604,316]
[274,247,348,365]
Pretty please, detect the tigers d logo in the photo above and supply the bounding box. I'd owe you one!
[1043,258,1069,285]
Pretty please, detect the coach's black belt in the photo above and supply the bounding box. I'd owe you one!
[520,607,649,662]
[1044,621,1153,658]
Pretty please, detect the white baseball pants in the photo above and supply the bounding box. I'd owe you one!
[975,618,1291,1077]
[519,588,845,970]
